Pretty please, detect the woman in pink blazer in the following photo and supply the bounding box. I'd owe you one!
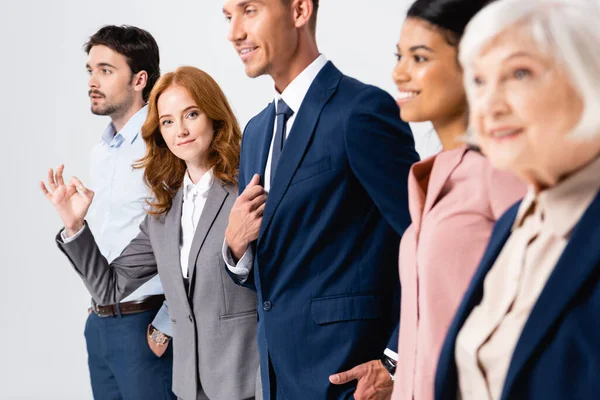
[389,0,526,399]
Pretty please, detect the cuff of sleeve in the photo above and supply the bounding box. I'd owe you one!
[60,224,87,243]
[151,303,172,337]
[221,239,252,282]
[384,348,398,362]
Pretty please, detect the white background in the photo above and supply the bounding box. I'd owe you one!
[0,1,440,398]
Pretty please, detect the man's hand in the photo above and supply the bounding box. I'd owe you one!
[329,360,394,400]
[147,324,170,357]
[40,164,94,237]
[225,174,267,260]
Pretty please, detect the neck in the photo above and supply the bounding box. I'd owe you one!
[110,98,145,133]
[526,149,600,194]
[186,160,210,184]
[272,35,320,93]
[432,112,468,151]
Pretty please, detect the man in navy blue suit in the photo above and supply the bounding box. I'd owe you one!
[222,1,419,398]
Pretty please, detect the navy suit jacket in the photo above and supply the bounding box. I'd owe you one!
[231,62,419,399]
[435,191,600,400]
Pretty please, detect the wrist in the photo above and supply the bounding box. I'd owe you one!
[380,355,397,381]
[65,221,84,237]
[226,232,248,261]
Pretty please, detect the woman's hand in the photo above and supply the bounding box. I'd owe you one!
[40,164,95,237]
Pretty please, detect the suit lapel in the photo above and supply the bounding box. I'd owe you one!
[258,62,341,243]
[436,204,518,399]
[186,180,228,294]
[164,189,192,306]
[422,147,468,216]
[501,192,600,399]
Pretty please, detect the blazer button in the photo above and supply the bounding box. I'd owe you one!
[263,301,272,311]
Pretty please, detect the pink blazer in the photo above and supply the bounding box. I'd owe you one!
[391,146,526,400]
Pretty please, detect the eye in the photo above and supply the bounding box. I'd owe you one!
[86,69,92,75]
[187,111,199,119]
[102,69,112,75]
[394,53,402,62]
[514,68,531,80]
[224,14,232,22]
[161,119,172,126]
[245,6,256,15]
[414,55,428,63]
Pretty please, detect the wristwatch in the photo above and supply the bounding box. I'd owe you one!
[381,354,397,381]
[149,325,170,346]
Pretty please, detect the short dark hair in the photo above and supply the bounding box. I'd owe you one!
[407,0,495,46]
[85,25,160,102]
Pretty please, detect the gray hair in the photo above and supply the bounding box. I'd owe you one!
[459,0,600,139]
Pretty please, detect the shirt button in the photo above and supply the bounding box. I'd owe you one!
[263,301,272,311]
[188,315,193,323]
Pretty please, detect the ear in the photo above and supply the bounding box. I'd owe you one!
[132,70,149,96]
[292,0,313,29]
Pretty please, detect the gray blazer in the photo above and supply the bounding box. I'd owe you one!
[57,179,259,400]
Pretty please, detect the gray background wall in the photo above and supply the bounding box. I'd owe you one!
[0,1,439,398]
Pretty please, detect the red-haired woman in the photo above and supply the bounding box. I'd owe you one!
[41,66,260,400]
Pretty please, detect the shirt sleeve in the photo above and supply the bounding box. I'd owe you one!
[60,225,87,243]
[151,301,173,337]
[222,238,254,283]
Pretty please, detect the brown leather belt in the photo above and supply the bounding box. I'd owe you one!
[88,295,165,318]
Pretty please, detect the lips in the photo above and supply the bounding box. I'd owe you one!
[237,46,258,61]
[177,138,196,146]
[396,90,420,105]
[487,127,524,140]
[89,91,105,100]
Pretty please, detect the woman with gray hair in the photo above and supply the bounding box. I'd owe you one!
[435,0,600,399]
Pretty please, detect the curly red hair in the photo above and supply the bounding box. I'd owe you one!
[136,66,241,215]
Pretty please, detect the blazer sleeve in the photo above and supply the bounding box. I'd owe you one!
[344,85,420,237]
[224,121,257,291]
[56,216,158,305]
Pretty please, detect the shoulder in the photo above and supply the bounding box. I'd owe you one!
[337,76,395,108]
[244,102,273,131]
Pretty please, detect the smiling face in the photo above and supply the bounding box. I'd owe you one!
[223,0,298,79]
[86,45,138,116]
[157,85,214,169]
[392,18,467,125]
[467,26,600,189]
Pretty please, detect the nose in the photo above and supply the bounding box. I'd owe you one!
[227,16,246,44]
[176,120,189,137]
[477,83,510,119]
[392,58,410,87]
[88,72,99,89]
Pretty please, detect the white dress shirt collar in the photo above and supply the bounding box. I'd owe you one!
[273,54,328,113]
[101,105,149,146]
[183,168,214,202]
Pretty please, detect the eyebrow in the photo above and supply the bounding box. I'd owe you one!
[503,51,546,64]
[223,0,262,14]
[86,62,117,69]
[396,44,435,53]
[159,105,198,119]
[409,45,434,53]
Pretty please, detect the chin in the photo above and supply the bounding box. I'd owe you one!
[245,63,269,79]
[400,110,426,123]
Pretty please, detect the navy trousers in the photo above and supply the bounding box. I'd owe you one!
[84,308,176,400]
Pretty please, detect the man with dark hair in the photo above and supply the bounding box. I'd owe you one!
[81,25,175,399]
[222,0,419,399]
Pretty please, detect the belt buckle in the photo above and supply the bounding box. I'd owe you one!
[92,301,113,318]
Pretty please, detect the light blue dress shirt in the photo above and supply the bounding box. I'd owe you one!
[87,105,171,335]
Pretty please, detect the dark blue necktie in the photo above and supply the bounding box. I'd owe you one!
[270,99,294,187]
